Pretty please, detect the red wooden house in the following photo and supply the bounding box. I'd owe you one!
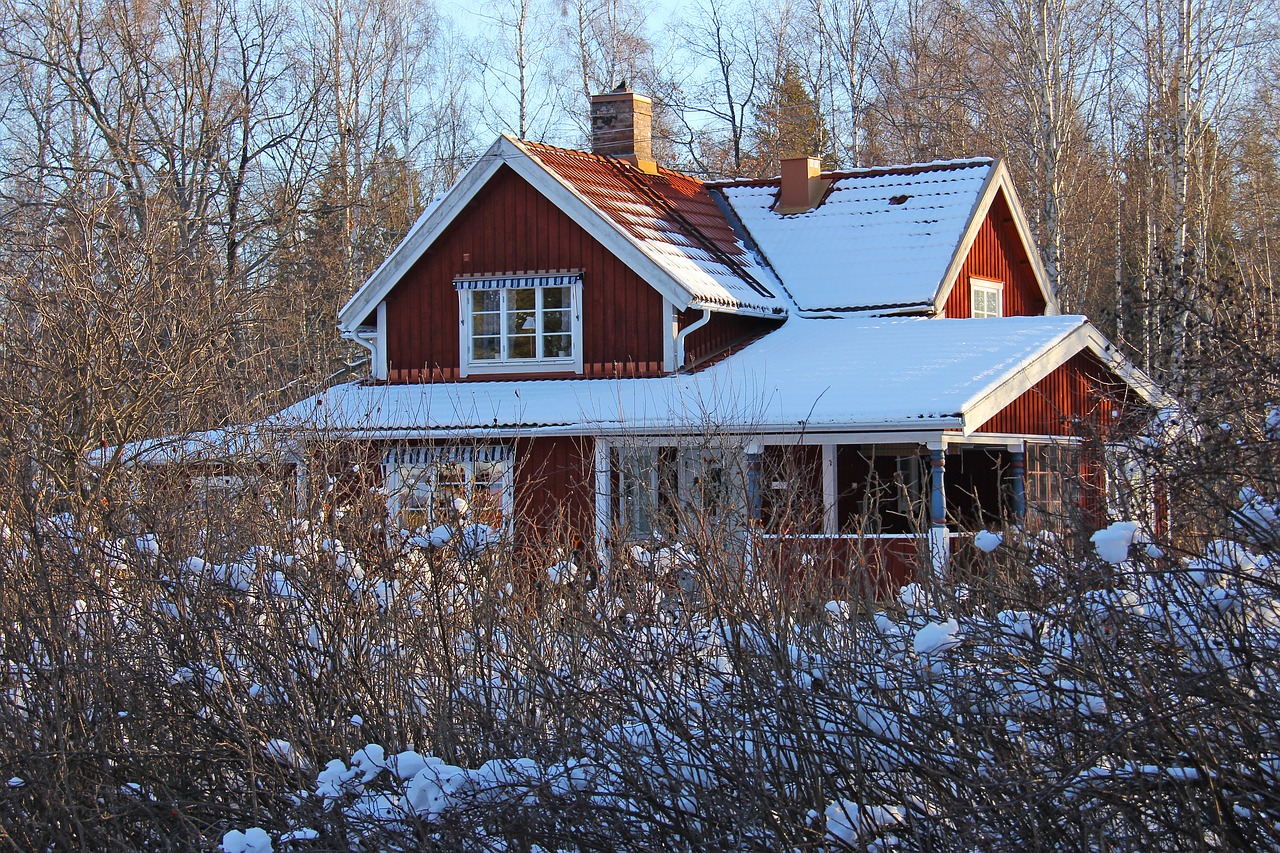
[274,91,1163,579]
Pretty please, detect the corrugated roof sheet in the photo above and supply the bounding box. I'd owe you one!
[519,141,786,314]
[273,315,1089,435]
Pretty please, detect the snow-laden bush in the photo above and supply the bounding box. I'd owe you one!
[6,454,1280,850]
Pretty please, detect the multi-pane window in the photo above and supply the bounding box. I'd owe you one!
[1026,442,1077,528]
[970,277,1004,318]
[615,445,747,538]
[385,446,513,531]
[457,273,581,372]
[618,449,661,536]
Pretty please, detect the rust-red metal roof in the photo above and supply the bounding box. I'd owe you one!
[518,140,784,313]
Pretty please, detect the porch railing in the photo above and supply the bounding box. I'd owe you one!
[752,531,962,596]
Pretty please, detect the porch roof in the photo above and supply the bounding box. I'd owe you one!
[274,315,1109,438]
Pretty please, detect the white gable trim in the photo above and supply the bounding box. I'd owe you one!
[339,138,511,330]
[959,323,1164,435]
[933,161,1059,317]
[339,136,783,332]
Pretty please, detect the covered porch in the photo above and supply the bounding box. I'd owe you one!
[592,429,1095,590]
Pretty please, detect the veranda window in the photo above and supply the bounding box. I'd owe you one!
[384,445,514,531]
[1026,442,1078,528]
[615,445,747,538]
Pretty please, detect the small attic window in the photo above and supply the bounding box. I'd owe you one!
[970,277,1004,318]
[888,194,910,205]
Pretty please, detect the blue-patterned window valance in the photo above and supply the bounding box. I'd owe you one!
[453,272,582,291]
[384,444,513,467]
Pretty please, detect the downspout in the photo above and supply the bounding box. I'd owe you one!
[674,308,711,371]
[342,329,380,378]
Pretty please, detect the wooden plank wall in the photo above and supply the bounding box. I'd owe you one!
[513,435,595,551]
[975,351,1123,437]
[975,351,1135,527]
[677,309,783,368]
[944,191,1048,318]
[383,167,666,375]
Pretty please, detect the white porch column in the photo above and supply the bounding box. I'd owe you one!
[822,443,838,535]
[594,438,612,558]
[374,301,389,380]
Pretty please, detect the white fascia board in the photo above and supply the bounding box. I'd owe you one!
[341,135,780,330]
[958,322,1165,435]
[933,161,1060,317]
[269,419,964,443]
[338,138,511,330]
[957,321,1088,434]
[1082,329,1169,409]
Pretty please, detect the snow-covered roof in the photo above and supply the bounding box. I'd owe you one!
[91,427,289,467]
[717,159,1002,313]
[275,315,1132,438]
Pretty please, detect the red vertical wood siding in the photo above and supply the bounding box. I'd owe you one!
[974,351,1127,438]
[677,309,783,368]
[944,191,1048,318]
[383,167,666,376]
[513,435,595,549]
[974,351,1138,526]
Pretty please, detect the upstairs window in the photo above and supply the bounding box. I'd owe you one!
[456,272,583,375]
[970,277,1004,318]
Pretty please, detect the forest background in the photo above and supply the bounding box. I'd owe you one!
[1,0,1279,507]
[8,1,1280,848]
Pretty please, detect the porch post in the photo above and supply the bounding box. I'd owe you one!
[821,443,838,535]
[1010,442,1027,520]
[929,444,950,575]
[745,439,763,522]
[594,438,612,559]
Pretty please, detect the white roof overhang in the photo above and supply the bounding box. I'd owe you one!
[958,323,1165,435]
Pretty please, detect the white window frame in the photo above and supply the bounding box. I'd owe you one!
[970,277,1004,318]
[457,273,584,376]
[614,443,749,539]
[617,448,661,537]
[383,445,515,532]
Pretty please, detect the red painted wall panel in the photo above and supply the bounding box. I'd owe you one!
[383,166,666,377]
[513,435,595,548]
[974,351,1138,526]
[974,351,1128,438]
[676,308,782,368]
[944,191,1048,318]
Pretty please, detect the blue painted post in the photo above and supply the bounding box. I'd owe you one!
[930,448,946,526]
[1011,449,1026,520]
[929,447,950,575]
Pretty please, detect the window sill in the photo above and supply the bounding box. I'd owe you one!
[464,359,580,377]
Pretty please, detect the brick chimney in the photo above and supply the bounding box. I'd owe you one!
[777,156,829,214]
[590,91,657,174]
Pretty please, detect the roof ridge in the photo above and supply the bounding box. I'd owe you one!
[518,137,702,183]
[709,157,996,188]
